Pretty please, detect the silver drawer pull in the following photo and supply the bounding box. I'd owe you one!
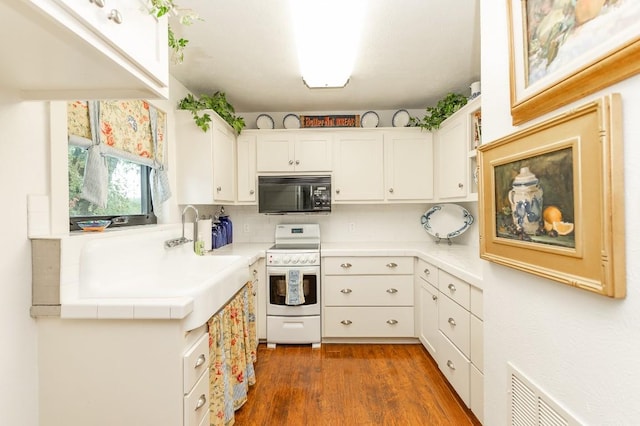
[340,288,352,294]
[424,268,430,275]
[386,319,398,325]
[448,317,457,326]
[107,9,123,24]
[340,320,352,325]
[446,360,456,370]
[194,354,206,368]
[447,283,457,292]
[386,288,398,294]
[340,262,352,268]
[386,262,398,268]
[432,294,438,301]
[195,394,207,410]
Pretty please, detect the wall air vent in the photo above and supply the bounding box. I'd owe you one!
[508,363,580,426]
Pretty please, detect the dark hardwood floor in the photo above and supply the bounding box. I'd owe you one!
[233,343,481,426]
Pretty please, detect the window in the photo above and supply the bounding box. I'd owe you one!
[68,145,156,230]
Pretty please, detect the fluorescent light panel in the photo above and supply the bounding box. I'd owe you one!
[290,0,365,88]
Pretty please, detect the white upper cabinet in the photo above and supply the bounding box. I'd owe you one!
[176,111,236,205]
[1,0,169,99]
[236,133,257,204]
[384,130,434,201]
[256,132,332,172]
[434,96,481,201]
[333,132,385,202]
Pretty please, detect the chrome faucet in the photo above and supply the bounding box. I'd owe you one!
[164,204,199,250]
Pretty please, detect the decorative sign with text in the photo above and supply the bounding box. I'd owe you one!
[300,115,361,128]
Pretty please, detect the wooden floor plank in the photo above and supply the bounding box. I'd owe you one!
[233,343,480,426]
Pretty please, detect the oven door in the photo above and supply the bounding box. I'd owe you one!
[266,265,320,316]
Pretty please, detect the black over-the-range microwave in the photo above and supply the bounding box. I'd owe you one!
[258,175,331,214]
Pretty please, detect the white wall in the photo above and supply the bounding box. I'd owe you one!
[482,2,640,424]
[0,90,47,426]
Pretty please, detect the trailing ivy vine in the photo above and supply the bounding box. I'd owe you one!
[178,93,246,134]
[410,93,468,131]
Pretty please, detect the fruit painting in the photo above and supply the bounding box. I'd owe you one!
[494,146,575,248]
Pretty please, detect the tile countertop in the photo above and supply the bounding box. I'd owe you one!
[320,242,484,289]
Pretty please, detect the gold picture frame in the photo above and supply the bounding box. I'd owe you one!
[507,0,640,125]
[478,94,625,298]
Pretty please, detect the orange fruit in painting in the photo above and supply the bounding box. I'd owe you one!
[543,206,562,232]
[553,221,574,236]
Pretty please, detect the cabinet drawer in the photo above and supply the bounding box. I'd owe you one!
[470,364,484,423]
[416,259,438,287]
[324,275,413,306]
[183,332,210,394]
[438,294,470,356]
[184,370,209,426]
[438,269,470,309]
[323,257,413,275]
[470,314,483,372]
[470,286,483,319]
[323,307,414,337]
[438,331,470,407]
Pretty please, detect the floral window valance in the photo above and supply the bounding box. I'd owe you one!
[67,100,166,164]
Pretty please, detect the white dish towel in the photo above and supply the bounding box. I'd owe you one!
[285,269,305,306]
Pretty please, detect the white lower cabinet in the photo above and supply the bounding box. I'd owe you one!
[38,319,209,426]
[250,258,267,340]
[416,262,483,423]
[322,256,414,338]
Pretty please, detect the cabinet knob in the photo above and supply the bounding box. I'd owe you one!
[386,262,398,268]
[448,283,457,292]
[340,320,352,325]
[446,360,456,370]
[89,0,105,7]
[389,188,394,193]
[216,186,222,192]
[108,9,123,24]
[249,189,255,195]
[194,354,206,368]
[295,160,300,165]
[253,269,258,276]
[432,294,438,301]
[288,160,294,165]
[386,319,398,325]
[340,262,352,268]
[340,288,352,294]
[336,189,341,194]
[448,317,457,326]
[386,288,398,294]
[458,183,464,188]
[424,268,430,275]
[195,394,207,410]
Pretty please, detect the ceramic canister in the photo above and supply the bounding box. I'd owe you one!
[508,167,543,235]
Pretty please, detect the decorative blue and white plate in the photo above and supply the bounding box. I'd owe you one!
[361,111,379,128]
[392,109,410,127]
[283,113,301,129]
[256,114,275,129]
[421,204,474,240]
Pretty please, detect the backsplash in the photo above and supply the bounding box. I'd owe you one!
[197,203,479,247]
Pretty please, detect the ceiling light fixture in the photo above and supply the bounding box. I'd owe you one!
[289,0,365,89]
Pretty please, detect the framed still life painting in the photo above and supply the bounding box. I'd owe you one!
[507,0,640,124]
[478,94,625,298]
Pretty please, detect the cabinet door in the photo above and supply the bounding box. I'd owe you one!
[51,0,168,86]
[293,133,332,171]
[256,133,294,172]
[211,122,236,203]
[384,131,434,200]
[176,110,236,204]
[333,132,385,201]
[419,282,439,358]
[436,116,467,199]
[236,134,257,203]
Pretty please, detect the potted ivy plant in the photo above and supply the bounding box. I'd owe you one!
[410,92,468,131]
[178,92,246,134]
